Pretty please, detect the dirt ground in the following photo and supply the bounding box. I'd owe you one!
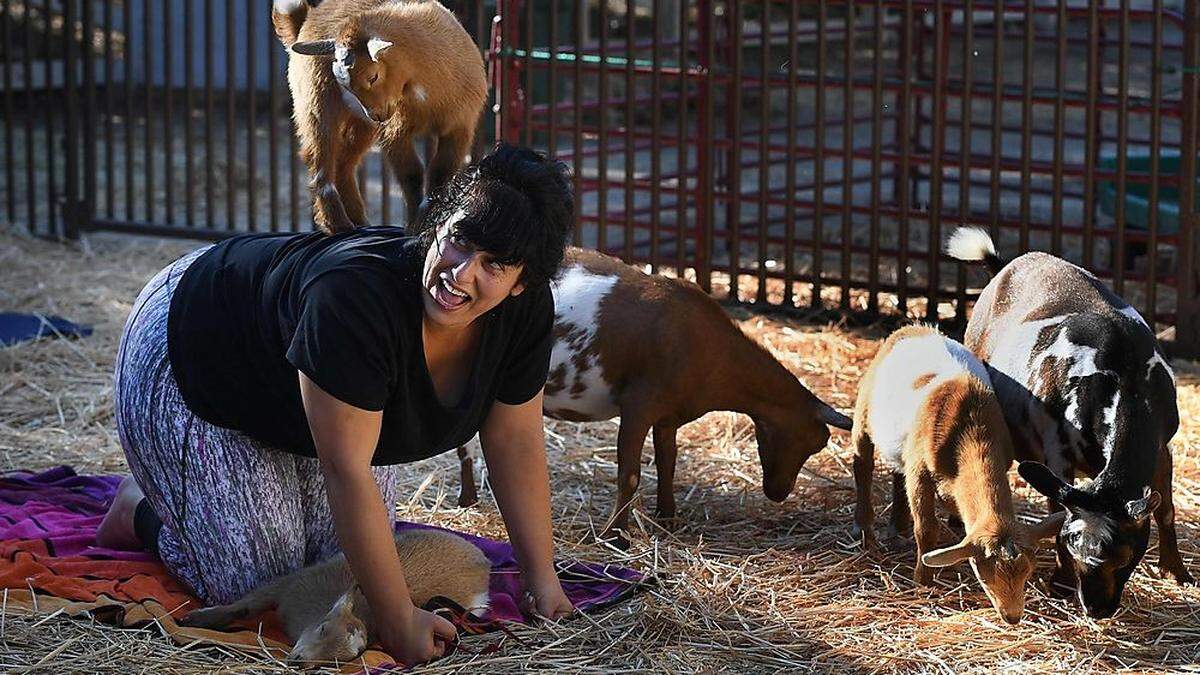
[2,226,1200,673]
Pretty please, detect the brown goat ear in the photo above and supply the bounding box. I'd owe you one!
[921,541,974,568]
[1026,510,1067,543]
[291,39,336,56]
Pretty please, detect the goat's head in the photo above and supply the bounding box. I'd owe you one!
[291,28,413,125]
[922,512,1065,624]
[1019,461,1158,618]
[754,396,850,503]
[287,588,370,667]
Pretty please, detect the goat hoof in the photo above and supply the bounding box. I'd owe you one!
[596,529,630,551]
[1161,564,1195,585]
[457,492,479,508]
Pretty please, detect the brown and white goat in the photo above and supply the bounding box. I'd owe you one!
[273,0,487,233]
[458,247,852,544]
[182,528,490,667]
[851,325,1064,625]
[948,226,1193,618]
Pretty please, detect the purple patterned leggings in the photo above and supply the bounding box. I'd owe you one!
[114,248,400,604]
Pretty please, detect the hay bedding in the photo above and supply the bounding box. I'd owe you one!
[2,226,1199,673]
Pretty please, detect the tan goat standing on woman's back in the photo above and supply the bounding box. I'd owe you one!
[851,325,1065,624]
[272,0,488,233]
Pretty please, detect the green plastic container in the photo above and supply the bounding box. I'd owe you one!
[1098,151,1200,237]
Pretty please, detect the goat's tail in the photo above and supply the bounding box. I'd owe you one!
[272,0,322,48]
[945,227,1006,276]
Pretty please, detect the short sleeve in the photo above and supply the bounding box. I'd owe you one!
[285,269,402,411]
[495,285,555,406]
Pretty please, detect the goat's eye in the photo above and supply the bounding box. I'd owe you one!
[368,72,379,85]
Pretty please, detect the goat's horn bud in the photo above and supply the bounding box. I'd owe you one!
[291,39,336,56]
[367,38,393,62]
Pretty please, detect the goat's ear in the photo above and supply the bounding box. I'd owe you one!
[1018,461,1076,504]
[1126,487,1161,523]
[331,588,358,617]
[1026,510,1067,543]
[291,39,336,56]
[367,37,393,62]
[921,541,974,568]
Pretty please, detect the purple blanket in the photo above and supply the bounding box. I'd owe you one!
[0,466,648,625]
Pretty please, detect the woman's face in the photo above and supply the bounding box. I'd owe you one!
[421,217,526,330]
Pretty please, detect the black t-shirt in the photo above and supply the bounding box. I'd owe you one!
[166,227,554,464]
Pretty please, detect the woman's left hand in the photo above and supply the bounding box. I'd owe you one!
[521,576,574,621]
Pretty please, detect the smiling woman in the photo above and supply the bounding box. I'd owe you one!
[94,144,575,666]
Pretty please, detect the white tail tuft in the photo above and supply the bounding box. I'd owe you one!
[945,227,997,262]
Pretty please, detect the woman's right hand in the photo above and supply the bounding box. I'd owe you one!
[379,604,459,666]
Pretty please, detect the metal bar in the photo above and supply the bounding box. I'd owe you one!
[1146,0,1162,330]
[185,0,196,226]
[64,0,79,238]
[927,0,946,320]
[676,0,688,277]
[598,0,609,253]
[728,0,742,300]
[757,0,770,304]
[269,1,279,231]
[124,0,133,221]
[103,0,114,219]
[699,0,715,292]
[82,0,96,234]
[22,0,32,231]
[44,0,57,234]
[649,0,662,273]
[523,0,533,147]
[784,0,798,307]
[955,0,973,324]
[1050,0,1067,257]
[897,0,912,312]
[1018,0,1033,252]
[1176,0,1198,354]
[380,149,390,226]
[988,0,1002,245]
[226,0,236,231]
[206,0,215,229]
[813,0,827,308]
[573,0,583,246]
[143,0,153,221]
[1083,0,1099,269]
[164,0,174,225]
[841,0,855,310]
[247,0,258,231]
[290,115,299,230]
[1,0,13,223]
[1114,0,1130,292]
[548,0,558,157]
[868,0,882,313]
[624,0,636,261]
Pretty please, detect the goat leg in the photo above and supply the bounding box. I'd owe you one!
[426,128,472,204]
[908,469,938,586]
[1153,444,1194,584]
[457,444,479,508]
[851,429,877,550]
[383,135,425,234]
[600,416,652,548]
[332,119,377,229]
[887,472,912,539]
[652,425,679,524]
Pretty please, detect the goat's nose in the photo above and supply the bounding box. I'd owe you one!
[1003,613,1021,626]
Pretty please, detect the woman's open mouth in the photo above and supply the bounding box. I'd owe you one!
[433,272,471,311]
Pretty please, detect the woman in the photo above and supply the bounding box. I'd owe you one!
[96,144,575,665]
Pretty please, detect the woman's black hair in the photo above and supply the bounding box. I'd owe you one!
[414,143,573,287]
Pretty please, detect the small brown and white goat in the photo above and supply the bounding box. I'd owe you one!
[181,528,490,667]
[851,325,1064,624]
[273,0,488,233]
[458,247,852,544]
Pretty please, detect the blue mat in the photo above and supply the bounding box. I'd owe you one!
[0,313,93,347]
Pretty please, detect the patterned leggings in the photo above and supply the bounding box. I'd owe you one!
[114,247,400,605]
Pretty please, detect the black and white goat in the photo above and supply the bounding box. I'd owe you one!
[947,227,1192,618]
